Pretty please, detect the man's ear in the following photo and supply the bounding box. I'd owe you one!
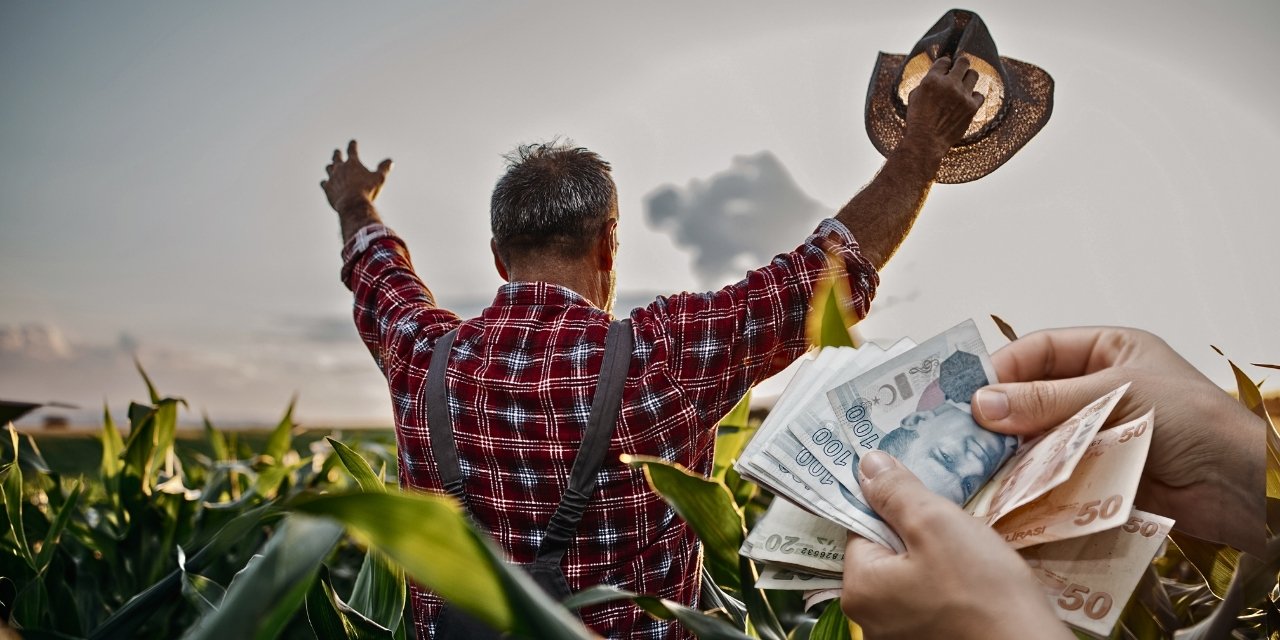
[491,238,510,282]
[900,411,930,428]
[595,219,618,271]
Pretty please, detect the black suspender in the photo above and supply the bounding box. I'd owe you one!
[425,318,633,583]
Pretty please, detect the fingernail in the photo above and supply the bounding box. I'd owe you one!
[975,389,1009,421]
[859,450,894,480]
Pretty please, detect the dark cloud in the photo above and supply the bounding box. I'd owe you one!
[645,151,828,286]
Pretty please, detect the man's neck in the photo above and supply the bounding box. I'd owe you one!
[506,262,606,309]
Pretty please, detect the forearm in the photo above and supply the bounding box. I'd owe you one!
[834,133,948,270]
[339,199,383,242]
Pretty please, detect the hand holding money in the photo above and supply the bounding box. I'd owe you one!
[974,327,1266,555]
[841,451,1073,640]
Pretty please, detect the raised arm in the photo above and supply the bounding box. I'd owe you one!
[321,140,461,378]
[836,56,985,269]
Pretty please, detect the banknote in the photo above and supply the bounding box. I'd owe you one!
[741,498,847,575]
[822,319,1017,510]
[1020,509,1174,637]
[994,410,1154,549]
[754,565,843,591]
[968,384,1129,525]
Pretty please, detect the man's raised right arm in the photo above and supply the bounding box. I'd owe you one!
[835,56,985,269]
[322,140,461,377]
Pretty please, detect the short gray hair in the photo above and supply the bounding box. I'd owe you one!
[490,140,617,264]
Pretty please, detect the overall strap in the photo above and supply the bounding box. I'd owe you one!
[535,318,634,565]
[426,327,466,504]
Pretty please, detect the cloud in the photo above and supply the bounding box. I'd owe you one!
[645,151,828,286]
[0,322,390,427]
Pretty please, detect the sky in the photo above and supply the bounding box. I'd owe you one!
[2,1,1277,427]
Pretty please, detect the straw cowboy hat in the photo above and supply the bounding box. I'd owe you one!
[866,9,1054,183]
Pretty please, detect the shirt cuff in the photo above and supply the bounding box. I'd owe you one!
[341,223,402,286]
[814,218,858,247]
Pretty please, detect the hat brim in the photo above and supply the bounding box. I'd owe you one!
[865,52,1054,184]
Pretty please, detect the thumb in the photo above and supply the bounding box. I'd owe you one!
[377,158,393,176]
[858,450,955,549]
[973,371,1120,436]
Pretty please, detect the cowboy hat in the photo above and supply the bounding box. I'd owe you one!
[865,9,1053,183]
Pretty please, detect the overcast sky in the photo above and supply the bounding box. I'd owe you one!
[2,1,1277,426]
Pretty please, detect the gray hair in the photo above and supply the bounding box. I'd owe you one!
[490,140,618,264]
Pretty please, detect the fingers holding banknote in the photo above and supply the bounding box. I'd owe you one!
[841,451,1072,640]
[972,327,1265,555]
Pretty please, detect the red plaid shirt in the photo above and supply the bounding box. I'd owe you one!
[341,219,878,639]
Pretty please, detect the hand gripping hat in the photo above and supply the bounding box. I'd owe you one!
[865,9,1053,183]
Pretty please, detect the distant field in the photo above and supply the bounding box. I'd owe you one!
[29,427,397,476]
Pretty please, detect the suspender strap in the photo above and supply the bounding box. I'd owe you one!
[536,318,633,565]
[424,318,635,564]
[426,328,466,504]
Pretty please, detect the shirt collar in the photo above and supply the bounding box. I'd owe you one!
[492,281,595,309]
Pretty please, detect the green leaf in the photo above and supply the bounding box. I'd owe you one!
[1,461,35,571]
[34,480,81,576]
[347,548,405,634]
[184,515,343,640]
[328,437,387,493]
[177,546,226,615]
[713,392,755,482]
[1168,532,1240,600]
[101,403,125,494]
[306,564,393,640]
[11,576,50,630]
[287,491,592,638]
[806,275,857,349]
[121,403,158,495]
[737,555,785,640]
[566,584,755,639]
[262,396,297,464]
[990,314,1019,342]
[135,358,162,405]
[621,454,744,592]
[810,599,852,640]
[202,415,230,463]
[287,491,508,630]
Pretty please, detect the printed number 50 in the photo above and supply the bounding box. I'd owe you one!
[1073,495,1122,526]
[1058,583,1113,620]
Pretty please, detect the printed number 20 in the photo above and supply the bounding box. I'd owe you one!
[1058,584,1113,620]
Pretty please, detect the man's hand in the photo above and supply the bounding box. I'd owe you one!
[842,451,1071,640]
[904,56,986,155]
[833,56,984,269]
[972,327,1266,555]
[321,140,393,241]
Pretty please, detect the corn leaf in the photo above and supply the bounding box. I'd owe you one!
[736,555,785,640]
[305,564,392,640]
[33,480,81,576]
[262,396,297,465]
[1168,532,1240,600]
[990,314,1018,342]
[622,454,744,592]
[183,515,343,640]
[713,391,754,482]
[348,548,406,634]
[329,437,387,493]
[810,599,851,640]
[806,273,857,349]
[202,415,229,463]
[101,404,124,497]
[1,461,35,571]
[565,584,754,639]
[176,546,225,616]
[285,491,510,631]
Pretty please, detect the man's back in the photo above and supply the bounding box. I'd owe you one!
[342,220,876,638]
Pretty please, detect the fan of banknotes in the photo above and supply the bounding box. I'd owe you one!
[734,319,1173,637]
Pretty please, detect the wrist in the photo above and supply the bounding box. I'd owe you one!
[900,129,953,161]
[338,199,382,242]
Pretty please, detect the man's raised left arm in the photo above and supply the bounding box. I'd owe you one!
[322,140,461,379]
